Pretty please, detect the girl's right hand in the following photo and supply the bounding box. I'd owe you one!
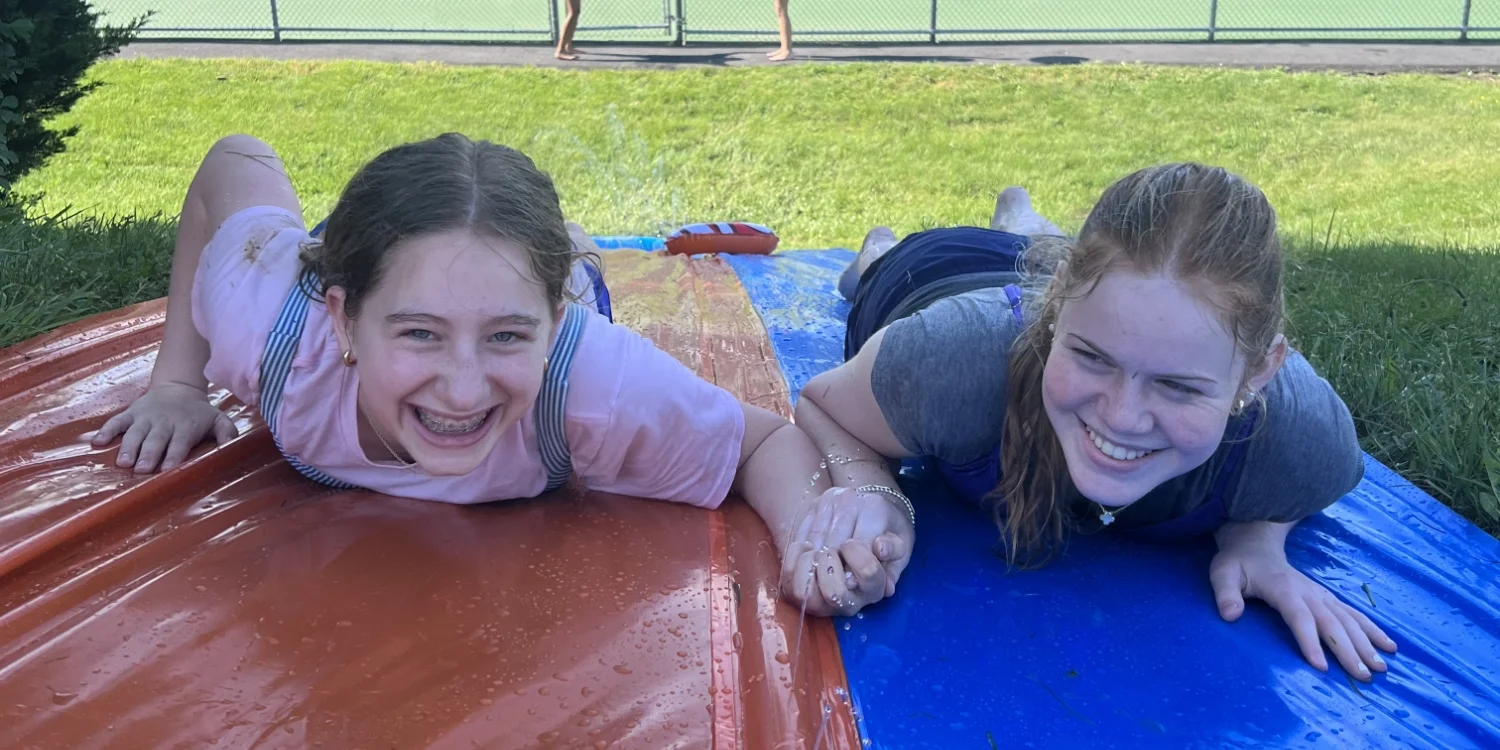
[91,382,239,473]
[779,487,914,617]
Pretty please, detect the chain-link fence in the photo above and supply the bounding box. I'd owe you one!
[102,0,1500,43]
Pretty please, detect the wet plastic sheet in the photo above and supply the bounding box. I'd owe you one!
[0,251,858,750]
[724,249,1500,750]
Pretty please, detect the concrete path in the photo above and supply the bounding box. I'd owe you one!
[118,41,1500,73]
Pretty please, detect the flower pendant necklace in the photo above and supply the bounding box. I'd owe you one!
[1096,501,1137,526]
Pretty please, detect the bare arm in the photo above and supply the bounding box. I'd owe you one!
[93,134,302,472]
[154,134,302,390]
[1214,519,1294,554]
[731,403,832,553]
[794,327,915,490]
[764,328,921,615]
[732,397,915,617]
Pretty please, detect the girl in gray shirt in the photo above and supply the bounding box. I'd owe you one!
[785,165,1397,683]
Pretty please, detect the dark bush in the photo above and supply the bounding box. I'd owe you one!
[0,1,142,187]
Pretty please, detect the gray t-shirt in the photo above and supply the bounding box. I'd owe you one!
[870,287,1365,528]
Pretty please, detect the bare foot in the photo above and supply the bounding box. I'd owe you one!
[838,226,898,299]
[991,186,1064,237]
[767,47,792,62]
[857,227,898,275]
[555,48,579,61]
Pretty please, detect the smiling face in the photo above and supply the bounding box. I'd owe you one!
[327,228,560,476]
[1041,269,1279,508]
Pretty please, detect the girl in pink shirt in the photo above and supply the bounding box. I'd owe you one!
[92,133,909,604]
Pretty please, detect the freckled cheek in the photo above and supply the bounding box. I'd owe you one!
[484,361,545,404]
[1161,409,1226,457]
[1041,359,1092,412]
[359,349,438,398]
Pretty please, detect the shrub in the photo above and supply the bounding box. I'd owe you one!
[0,1,142,187]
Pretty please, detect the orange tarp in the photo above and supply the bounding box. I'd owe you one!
[0,251,858,749]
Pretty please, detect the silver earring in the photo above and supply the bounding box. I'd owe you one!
[1233,391,1255,415]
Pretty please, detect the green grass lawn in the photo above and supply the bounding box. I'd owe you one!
[5,58,1499,535]
[98,0,1494,42]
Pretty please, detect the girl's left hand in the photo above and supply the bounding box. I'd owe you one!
[1210,546,1397,681]
[779,487,912,617]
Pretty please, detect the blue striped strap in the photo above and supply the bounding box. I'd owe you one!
[258,272,361,490]
[260,271,587,495]
[537,303,588,492]
[581,260,613,323]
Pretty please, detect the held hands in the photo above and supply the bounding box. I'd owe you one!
[91,382,239,473]
[779,487,914,617]
[1210,542,1397,681]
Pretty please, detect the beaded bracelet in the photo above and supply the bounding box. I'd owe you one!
[856,484,916,529]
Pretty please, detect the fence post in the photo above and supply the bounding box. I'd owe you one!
[675,0,685,45]
[929,0,938,44]
[269,0,282,42]
[547,0,558,45]
[1207,0,1218,42]
[1461,0,1473,40]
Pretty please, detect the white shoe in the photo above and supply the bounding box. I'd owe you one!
[990,186,1065,238]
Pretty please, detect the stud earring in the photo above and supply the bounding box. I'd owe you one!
[1232,391,1255,415]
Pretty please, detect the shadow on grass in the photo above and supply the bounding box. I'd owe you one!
[1284,240,1500,536]
[577,49,989,67]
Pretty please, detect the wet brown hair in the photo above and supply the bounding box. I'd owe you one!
[993,163,1286,566]
[301,133,579,319]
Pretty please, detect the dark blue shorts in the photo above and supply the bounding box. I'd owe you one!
[843,226,1031,360]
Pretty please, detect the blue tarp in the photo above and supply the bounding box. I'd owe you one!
[723,249,1500,750]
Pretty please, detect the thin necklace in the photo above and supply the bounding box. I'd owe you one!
[1096,500,1138,526]
[365,411,416,470]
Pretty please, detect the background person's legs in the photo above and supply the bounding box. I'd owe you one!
[556,0,581,60]
[769,0,792,61]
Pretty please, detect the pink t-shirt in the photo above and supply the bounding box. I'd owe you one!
[191,206,744,508]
